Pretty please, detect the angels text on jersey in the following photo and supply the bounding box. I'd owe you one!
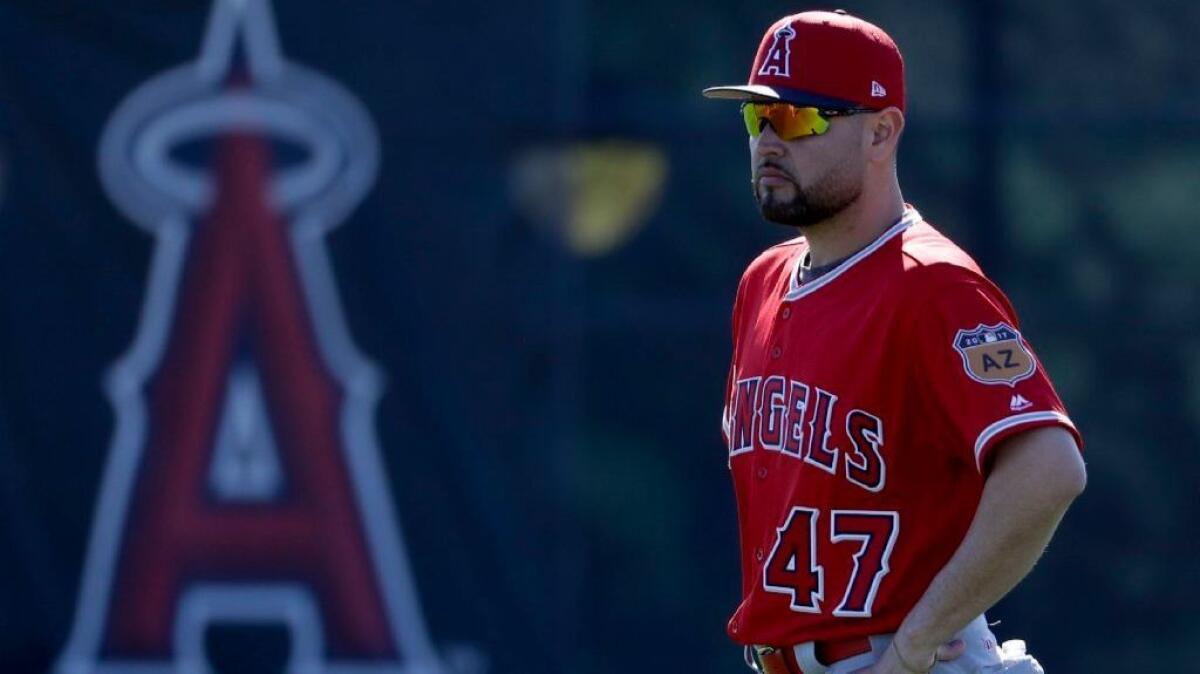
[727,375,885,492]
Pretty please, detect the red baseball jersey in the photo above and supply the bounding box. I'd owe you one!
[721,208,1082,646]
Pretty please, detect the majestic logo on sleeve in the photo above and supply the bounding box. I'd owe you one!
[758,24,797,78]
[953,323,1037,386]
[55,1,464,673]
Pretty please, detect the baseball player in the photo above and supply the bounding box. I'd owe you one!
[705,10,1086,674]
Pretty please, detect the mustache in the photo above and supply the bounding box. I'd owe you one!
[754,161,797,182]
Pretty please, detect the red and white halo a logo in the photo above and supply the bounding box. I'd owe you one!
[758,24,797,78]
[55,1,466,673]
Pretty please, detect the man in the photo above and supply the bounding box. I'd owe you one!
[703,10,1086,674]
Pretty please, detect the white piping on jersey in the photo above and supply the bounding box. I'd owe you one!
[973,410,1077,473]
[784,208,922,301]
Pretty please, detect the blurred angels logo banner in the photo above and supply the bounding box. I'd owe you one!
[56,1,451,672]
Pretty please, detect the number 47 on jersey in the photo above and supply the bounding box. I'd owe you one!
[764,507,899,617]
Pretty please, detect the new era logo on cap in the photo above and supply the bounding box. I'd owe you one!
[702,10,906,112]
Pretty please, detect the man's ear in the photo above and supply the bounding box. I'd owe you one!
[865,107,905,162]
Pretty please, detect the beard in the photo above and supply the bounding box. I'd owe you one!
[754,164,863,229]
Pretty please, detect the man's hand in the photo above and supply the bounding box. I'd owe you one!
[859,426,1082,672]
[849,637,965,674]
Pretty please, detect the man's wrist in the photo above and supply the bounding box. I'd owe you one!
[891,630,938,671]
[890,638,933,673]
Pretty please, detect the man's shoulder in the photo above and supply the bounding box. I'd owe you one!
[891,218,1020,322]
[898,219,992,290]
[741,236,805,285]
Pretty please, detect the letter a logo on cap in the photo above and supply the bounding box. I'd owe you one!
[758,24,796,77]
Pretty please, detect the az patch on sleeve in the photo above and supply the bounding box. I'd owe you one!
[952,322,1036,386]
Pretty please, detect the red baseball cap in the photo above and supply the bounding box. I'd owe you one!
[703,9,905,112]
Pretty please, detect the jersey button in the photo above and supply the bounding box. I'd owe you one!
[757,466,768,479]
[771,345,782,359]
[755,547,764,561]
[780,307,791,319]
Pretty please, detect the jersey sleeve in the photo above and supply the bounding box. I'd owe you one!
[908,267,1082,474]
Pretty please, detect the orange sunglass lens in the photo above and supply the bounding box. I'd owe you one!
[742,104,830,140]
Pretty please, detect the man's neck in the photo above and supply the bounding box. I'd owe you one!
[801,189,907,268]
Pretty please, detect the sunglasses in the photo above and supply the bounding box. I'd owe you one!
[741,102,875,140]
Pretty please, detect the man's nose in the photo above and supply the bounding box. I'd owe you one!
[753,123,785,157]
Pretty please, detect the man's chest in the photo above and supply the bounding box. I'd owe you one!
[727,291,908,494]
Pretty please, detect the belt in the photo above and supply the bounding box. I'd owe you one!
[751,636,873,674]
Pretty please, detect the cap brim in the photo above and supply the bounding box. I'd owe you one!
[702,84,858,109]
